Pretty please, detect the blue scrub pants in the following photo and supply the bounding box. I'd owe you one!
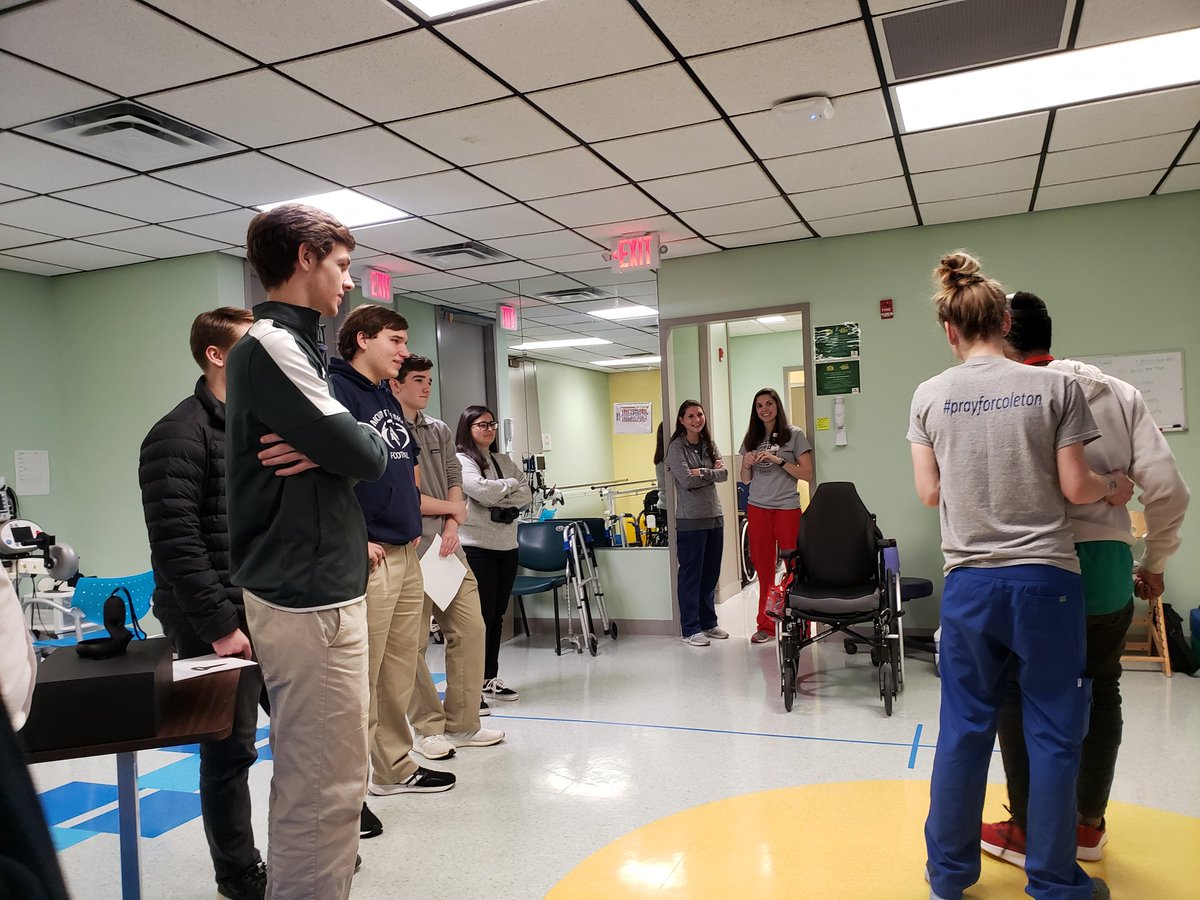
[925,565,1093,900]
[675,526,723,637]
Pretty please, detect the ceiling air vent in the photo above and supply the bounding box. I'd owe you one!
[407,241,514,267]
[18,101,241,169]
[536,287,611,303]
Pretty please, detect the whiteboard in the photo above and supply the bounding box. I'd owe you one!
[1075,351,1187,432]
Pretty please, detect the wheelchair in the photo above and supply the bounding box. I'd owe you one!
[773,482,904,716]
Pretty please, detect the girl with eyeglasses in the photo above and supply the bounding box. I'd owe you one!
[455,406,532,708]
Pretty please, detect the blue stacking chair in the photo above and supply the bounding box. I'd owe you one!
[30,571,155,649]
[510,522,570,651]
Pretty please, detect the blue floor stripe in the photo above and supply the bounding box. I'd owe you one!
[73,790,202,839]
[48,825,97,852]
[138,755,202,793]
[908,723,924,769]
[39,782,119,826]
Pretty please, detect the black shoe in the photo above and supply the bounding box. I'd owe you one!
[480,697,491,716]
[360,802,382,839]
[217,860,266,900]
[355,854,362,873]
[367,766,456,795]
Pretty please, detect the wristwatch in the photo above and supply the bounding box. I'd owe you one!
[1105,475,1117,498]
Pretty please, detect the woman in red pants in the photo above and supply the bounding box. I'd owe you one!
[738,388,813,643]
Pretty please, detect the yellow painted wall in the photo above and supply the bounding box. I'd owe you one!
[608,368,662,520]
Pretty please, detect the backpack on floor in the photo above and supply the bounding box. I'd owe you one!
[1162,602,1199,676]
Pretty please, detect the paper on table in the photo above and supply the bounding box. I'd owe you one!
[420,534,467,611]
[173,653,258,682]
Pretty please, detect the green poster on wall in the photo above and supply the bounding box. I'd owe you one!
[813,322,861,361]
[815,360,861,396]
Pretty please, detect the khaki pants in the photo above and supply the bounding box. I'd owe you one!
[245,594,368,900]
[365,542,425,785]
[409,566,485,737]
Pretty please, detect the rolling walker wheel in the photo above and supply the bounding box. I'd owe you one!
[609,620,619,640]
[869,648,881,667]
[782,660,796,711]
[882,665,894,716]
[588,634,598,656]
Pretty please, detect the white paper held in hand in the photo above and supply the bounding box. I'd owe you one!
[420,533,468,611]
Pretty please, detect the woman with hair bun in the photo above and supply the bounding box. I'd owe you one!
[908,250,1129,900]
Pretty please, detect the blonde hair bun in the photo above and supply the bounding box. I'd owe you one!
[935,250,984,292]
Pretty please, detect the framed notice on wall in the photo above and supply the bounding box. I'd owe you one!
[813,322,861,362]
[814,360,861,396]
[614,402,653,434]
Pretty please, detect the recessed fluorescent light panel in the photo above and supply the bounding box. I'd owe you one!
[256,190,409,229]
[895,27,1200,132]
[399,0,499,18]
[511,338,612,350]
[756,315,787,324]
[593,356,661,367]
[587,304,658,321]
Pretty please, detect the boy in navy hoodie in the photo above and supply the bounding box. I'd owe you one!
[329,304,456,799]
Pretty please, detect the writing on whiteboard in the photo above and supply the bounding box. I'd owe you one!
[1076,351,1187,432]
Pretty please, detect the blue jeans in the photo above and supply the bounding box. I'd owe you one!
[925,565,1093,900]
[675,526,723,637]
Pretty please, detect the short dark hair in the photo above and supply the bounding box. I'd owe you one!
[397,354,434,383]
[336,304,409,361]
[245,204,355,291]
[1007,290,1053,354]
[190,306,253,369]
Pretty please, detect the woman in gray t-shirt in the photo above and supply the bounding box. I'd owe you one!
[737,388,812,643]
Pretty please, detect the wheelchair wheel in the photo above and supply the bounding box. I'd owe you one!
[739,517,755,586]
[889,637,903,691]
[782,660,796,712]
[869,647,881,667]
[844,638,858,655]
[881,664,894,716]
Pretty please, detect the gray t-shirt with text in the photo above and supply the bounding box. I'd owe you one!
[907,356,1099,573]
[739,424,812,509]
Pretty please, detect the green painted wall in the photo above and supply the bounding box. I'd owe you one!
[729,331,807,440]
[659,192,1200,627]
[535,359,614,518]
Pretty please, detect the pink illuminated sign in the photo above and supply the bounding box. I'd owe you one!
[610,233,660,273]
[498,304,519,331]
[363,268,392,301]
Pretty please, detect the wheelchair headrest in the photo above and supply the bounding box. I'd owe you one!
[796,482,880,587]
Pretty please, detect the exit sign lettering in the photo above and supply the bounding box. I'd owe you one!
[364,268,392,301]
[610,233,660,273]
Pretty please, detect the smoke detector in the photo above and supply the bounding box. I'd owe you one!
[771,95,834,121]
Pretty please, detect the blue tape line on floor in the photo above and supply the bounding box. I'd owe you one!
[908,723,924,769]
[73,790,203,839]
[138,755,202,793]
[48,824,98,852]
[39,782,119,826]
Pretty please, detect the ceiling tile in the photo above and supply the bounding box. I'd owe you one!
[279,31,508,122]
[486,230,602,259]
[0,186,33,204]
[389,272,482,291]
[642,164,779,212]
[690,23,880,116]
[661,237,721,257]
[446,260,551,281]
[531,64,720,143]
[639,0,862,57]
[1034,171,1160,210]
[427,204,561,240]
[710,222,814,247]
[732,90,892,159]
[592,121,753,181]
[263,128,448,185]
[420,285,511,305]
[809,205,916,237]
[1074,0,1200,47]
[921,190,1032,225]
[0,253,80,276]
[6,239,153,269]
[85,225,232,257]
[577,215,696,244]
[1040,132,1187,186]
[141,69,367,148]
[359,170,511,216]
[1155,164,1200,194]
[54,176,235,222]
[0,196,142,238]
[903,113,1049,172]
[524,250,607,271]
[351,256,436,278]
[678,197,798,235]
[867,0,928,12]
[912,156,1040,203]
[1181,138,1200,166]
[765,139,902,193]
[468,147,625,201]
[0,0,252,96]
[790,176,912,219]
[0,224,57,251]
[155,153,339,206]
[528,186,666,229]
[437,0,672,92]
[353,219,463,254]
[1051,85,1200,151]
[0,133,130,194]
[220,246,248,260]
[142,0,414,63]
[387,98,576,166]
[512,273,594,295]
[0,52,117,129]
[164,208,258,245]
[570,267,656,288]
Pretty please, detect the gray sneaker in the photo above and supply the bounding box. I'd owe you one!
[681,633,710,647]
[703,627,730,639]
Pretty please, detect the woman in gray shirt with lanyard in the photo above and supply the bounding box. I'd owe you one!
[666,400,730,647]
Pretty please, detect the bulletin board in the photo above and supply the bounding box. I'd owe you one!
[1076,350,1187,432]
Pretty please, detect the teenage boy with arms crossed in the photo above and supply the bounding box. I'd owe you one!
[390,355,504,754]
[227,205,387,900]
[139,307,266,900]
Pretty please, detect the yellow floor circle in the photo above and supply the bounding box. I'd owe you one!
[548,781,1199,899]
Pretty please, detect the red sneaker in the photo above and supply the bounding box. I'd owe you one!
[1076,819,1108,861]
[981,818,1027,868]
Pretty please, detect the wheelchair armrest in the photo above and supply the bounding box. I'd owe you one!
[876,537,897,550]
[779,549,800,562]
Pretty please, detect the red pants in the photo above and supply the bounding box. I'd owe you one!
[746,504,802,631]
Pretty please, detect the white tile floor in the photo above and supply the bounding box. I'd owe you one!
[31,587,1200,899]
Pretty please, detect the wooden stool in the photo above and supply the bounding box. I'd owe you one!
[1119,511,1172,677]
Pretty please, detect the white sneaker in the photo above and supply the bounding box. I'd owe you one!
[681,633,710,646]
[414,733,456,761]
[703,627,729,639]
[446,727,506,748]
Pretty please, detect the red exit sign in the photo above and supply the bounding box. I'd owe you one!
[610,233,660,273]
[363,267,392,301]
[498,304,519,331]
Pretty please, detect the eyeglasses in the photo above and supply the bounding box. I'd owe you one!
[473,421,499,431]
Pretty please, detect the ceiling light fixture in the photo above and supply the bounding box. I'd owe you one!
[511,338,613,350]
[895,27,1200,132]
[256,189,409,229]
[587,304,658,321]
[771,95,834,121]
[756,315,787,324]
[399,0,496,18]
[593,356,662,367]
